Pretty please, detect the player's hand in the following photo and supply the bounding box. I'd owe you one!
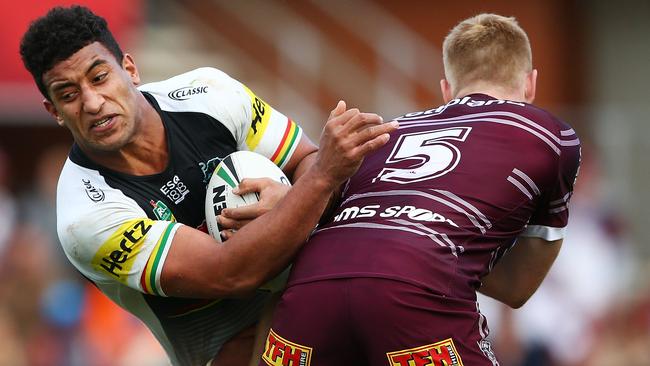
[218,178,291,240]
[314,100,398,187]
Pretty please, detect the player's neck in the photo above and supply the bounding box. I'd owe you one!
[454,84,526,103]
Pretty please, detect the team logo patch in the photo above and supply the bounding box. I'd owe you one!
[387,338,464,366]
[150,200,176,222]
[199,156,223,183]
[262,328,312,366]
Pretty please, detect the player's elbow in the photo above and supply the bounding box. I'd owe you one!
[502,291,534,309]
[480,282,534,309]
[208,273,261,297]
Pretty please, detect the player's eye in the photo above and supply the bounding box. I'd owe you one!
[60,91,78,102]
[93,72,108,83]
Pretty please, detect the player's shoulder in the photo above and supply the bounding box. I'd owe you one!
[139,67,236,91]
[138,67,247,113]
[519,101,574,133]
[57,157,146,259]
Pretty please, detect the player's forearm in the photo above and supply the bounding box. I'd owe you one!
[214,168,335,294]
[479,237,562,308]
[291,150,317,183]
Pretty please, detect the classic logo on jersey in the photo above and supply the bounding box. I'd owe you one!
[92,219,153,282]
[199,156,223,183]
[242,85,271,150]
[150,200,176,222]
[262,329,312,366]
[387,338,464,366]
[160,175,190,204]
[334,204,458,228]
[82,179,105,202]
[168,85,209,101]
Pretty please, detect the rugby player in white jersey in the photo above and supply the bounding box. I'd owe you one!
[19,6,397,366]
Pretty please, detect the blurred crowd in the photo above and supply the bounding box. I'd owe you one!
[0,142,648,366]
[0,144,167,366]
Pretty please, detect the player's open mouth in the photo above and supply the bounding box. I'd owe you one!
[94,117,111,127]
[91,115,117,131]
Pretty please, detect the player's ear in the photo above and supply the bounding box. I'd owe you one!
[440,79,453,103]
[524,69,537,103]
[43,99,64,127]
[122,53,141,85]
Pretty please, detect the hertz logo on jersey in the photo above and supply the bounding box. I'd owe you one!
[92,219,153,283]
[262,328,312,366]
[243,85,272,150]
[386,338,464,366]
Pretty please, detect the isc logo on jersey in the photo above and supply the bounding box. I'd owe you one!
[92,219,153,283]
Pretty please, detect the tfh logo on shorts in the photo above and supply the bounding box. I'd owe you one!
[262,329,312,366]
[386,338,464,366]
[160,175,190,204]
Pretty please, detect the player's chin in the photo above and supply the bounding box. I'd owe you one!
[86,133,131,152]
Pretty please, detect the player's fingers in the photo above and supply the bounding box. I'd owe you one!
[217,214,251,230]
[220,229,235,241]
[340,113,385,134]
[234,178,274,195]
[325,107,361,129]
[347,120,399,147]
[328,100,347,120]
[221,203,264,220]
[352,132,393,157]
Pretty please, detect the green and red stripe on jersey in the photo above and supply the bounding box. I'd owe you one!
[140,222,176,296]
[270,119,301,168]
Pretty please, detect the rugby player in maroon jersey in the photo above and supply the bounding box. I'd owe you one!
[225,13,581,366]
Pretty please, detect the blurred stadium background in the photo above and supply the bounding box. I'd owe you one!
[0,0,648,365]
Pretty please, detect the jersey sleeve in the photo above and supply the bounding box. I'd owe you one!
[521,128,581,241]
[57,165,181,297]
[139,67,305,169]
[201,68,304,169]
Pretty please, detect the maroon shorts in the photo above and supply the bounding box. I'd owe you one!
[259,278,499,366]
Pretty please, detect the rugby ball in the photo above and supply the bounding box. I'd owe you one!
[205,150,291,243]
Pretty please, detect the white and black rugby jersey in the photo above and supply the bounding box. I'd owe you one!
[56,67,303,366]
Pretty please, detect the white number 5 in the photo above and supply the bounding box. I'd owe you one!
[374,127,471,184]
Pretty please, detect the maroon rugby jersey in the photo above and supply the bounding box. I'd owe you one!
[288,94,581,300]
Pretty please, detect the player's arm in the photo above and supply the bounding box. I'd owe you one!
[478,237,562,308]
[217,134,318,234]
[281,134,318,183]
[161,103,397,298]
[219,109,349,235]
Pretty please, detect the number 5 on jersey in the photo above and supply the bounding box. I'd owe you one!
[374,127,472,184]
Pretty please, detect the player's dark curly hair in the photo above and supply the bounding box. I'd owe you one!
[19,5,124,100]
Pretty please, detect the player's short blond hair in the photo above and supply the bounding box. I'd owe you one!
[442,14,532,93]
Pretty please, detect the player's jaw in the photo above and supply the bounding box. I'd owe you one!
[80,112,137,152]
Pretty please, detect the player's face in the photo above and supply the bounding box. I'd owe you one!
[42,42,142,153]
